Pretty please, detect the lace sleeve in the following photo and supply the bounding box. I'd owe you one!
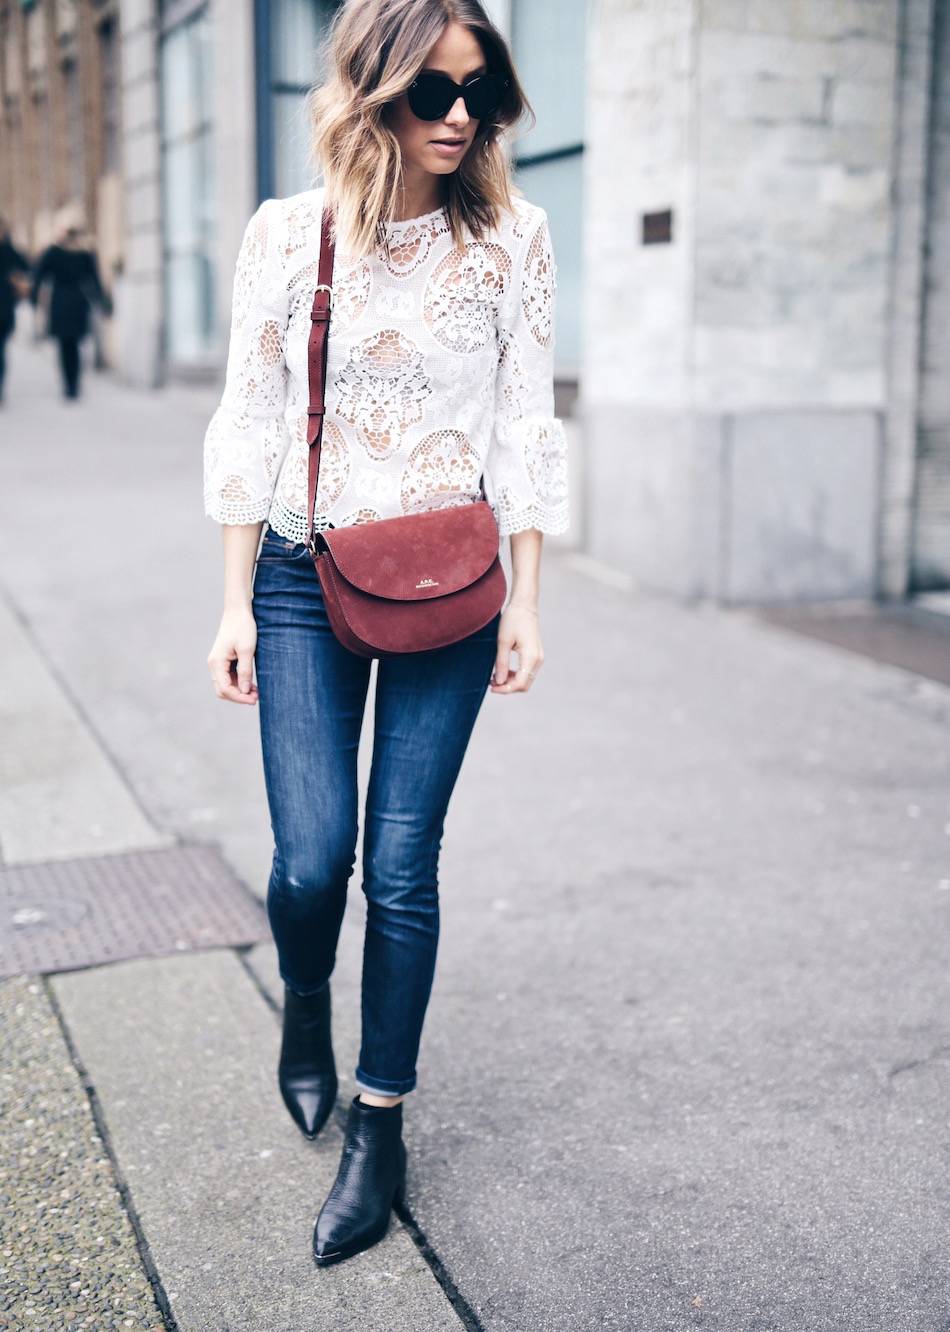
[487,206,570,537]
[202,198,291,525]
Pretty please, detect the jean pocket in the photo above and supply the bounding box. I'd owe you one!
[256,529,312,563]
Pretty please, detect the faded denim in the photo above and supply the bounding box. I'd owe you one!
[251,524,500,1096]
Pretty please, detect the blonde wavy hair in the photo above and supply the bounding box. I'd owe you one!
[308,0,534,258]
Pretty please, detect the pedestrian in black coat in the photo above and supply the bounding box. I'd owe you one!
[31,224,109,399]
[0,216,31,404]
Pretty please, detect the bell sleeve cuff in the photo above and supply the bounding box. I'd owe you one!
[202,198,291,526]
[486,205,570,538]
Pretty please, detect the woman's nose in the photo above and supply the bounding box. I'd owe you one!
[444,96,470,126]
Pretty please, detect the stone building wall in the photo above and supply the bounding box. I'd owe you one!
[581,0,939,603]
[914,0,950,587]
[115,0,162,387]
[882,0,936,597]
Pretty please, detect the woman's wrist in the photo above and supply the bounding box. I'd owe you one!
[508,582,539,611]
[221,522,263,615]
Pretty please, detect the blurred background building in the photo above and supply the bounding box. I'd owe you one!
[0,0,947,607]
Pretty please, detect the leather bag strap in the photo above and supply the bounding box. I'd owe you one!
[305,202,491,556]
[305,203,336,554]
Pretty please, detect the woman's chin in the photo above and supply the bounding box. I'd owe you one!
[425,156,464,175]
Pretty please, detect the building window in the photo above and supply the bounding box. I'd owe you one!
[511,0,585,378]
[98,16,120,176]
[255,0,340,201]
[63,55,84,204]
[159,4,215,366]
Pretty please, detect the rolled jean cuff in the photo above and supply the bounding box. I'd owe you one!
[354,1065,417,1096]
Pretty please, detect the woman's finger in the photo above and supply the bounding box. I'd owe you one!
[209,653,258,704]
[492,635,514,685]
[236,646,256,695]
[220,662,259,704]
[208,652,232,695]
[513,657,541,691]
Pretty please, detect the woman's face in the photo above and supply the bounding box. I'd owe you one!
[386,22,487,187]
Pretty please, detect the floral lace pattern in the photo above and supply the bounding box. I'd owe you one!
[270,413,350,535]
[314,257,373,330]
[334,328,433,459]
[523,223,556,347]
[400,429,481,514]
[375,207,451,278]
[202,186,569,538]
[495,328,527,421]
[231,207,270,330]
[423,241,512,354]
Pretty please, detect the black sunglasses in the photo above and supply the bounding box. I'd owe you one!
[406,71,509,122]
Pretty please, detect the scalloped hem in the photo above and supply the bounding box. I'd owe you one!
[494,501,570,539]
[204,498,273,526]
[266,496,334,545]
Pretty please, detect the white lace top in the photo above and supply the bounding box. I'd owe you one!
[202,185,569,542]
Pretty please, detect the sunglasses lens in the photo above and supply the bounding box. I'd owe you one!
[407,73,505,122]
[464,74,504,118]
[407,75,451,121]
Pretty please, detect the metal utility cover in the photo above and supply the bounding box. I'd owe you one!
[0,843,269,979]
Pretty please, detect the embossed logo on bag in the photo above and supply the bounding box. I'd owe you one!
[415,577,439,588]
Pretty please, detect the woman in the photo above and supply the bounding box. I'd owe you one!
[0,216,31,404]
[203,0,569,1267]
[30,221,107,399]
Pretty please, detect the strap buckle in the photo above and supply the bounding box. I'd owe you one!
[311,283,333,319]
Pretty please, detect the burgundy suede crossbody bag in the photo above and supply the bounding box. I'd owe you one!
[304,203,507,659]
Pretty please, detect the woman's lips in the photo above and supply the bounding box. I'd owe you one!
[431,139,466,155]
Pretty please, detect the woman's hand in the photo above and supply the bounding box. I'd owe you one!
[207,606,260,705]
[490,601,543,694]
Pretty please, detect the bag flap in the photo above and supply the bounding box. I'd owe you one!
[321,501,499,600]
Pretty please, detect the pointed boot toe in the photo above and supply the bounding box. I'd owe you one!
[277,982,338,1140]
[279,1075,338,1140]
[312,1094,407,1267]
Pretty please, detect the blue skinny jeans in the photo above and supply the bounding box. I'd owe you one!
[251,523,500,1096]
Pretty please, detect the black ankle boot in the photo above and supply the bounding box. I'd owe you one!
[312,1094,407,1266]
[277,982,338,1140]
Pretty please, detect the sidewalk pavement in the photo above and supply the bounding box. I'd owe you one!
[1,329,949,1330]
